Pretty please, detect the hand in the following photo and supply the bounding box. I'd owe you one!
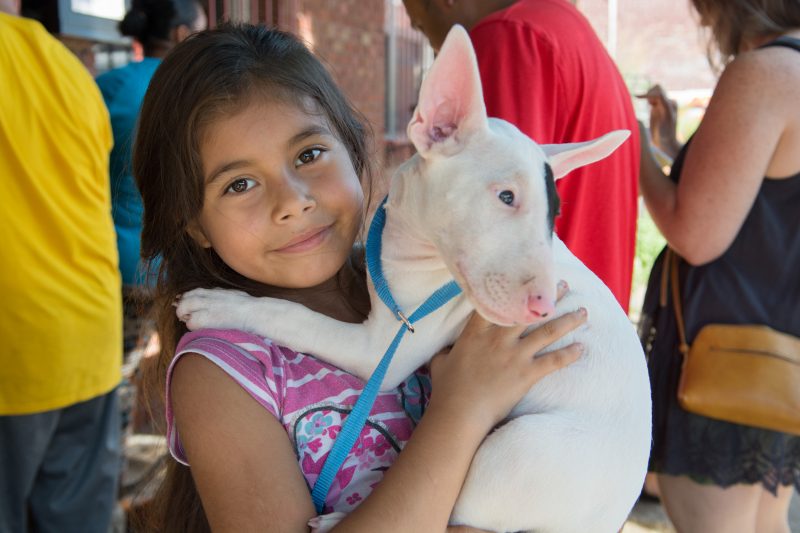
[638,120,674,170]
[637,84,680,159]
[428,281,586,433]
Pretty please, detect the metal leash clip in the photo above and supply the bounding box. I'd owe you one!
[394,309,415,333]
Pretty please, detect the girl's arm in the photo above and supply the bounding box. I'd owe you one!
[170,354,317,531]
[639,50,789,265]
[171,309,586,532]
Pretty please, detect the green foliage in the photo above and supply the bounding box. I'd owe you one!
[630,204,666,317]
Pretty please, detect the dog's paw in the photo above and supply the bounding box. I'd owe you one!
[175,287,257,331]
[308,512,346,533]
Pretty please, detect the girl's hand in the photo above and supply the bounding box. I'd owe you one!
[428,282,586,434]
[637,84,680,159]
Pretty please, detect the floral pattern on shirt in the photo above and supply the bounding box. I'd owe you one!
[292,404,405,513]
[288,370,431,513]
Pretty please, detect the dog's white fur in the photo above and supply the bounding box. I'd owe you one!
[177,26,651,533]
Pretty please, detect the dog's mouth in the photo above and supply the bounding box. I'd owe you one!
[453,260,534,327]
[473,304,523,327]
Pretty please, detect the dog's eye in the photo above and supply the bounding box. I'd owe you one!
[497,190,515,206]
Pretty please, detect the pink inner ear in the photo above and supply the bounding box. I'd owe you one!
[407,25,486,155]
[425,99,461,142]
[431,123,456,142]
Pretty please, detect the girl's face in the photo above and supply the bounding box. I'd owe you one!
[191,98,364,289]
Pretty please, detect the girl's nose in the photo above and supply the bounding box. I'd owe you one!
[273,173,316,222]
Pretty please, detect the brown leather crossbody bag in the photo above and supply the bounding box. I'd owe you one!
[663,248,800,435]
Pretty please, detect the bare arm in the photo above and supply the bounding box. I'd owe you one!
[171,354,317,532]
[171,309,586,532]
[639,51,788,265]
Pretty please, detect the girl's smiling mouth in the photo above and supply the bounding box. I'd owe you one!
[275,225,332,253]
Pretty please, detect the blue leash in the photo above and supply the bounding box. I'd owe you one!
[310,197,462,513]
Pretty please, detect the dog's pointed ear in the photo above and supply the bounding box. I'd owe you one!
[542,130,631,180]
[407,25,487,158]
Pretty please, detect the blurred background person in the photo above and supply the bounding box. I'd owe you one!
[0,0,123,531]
[639,1,800,531]
[95,0,205,437]
[97,0,206,358]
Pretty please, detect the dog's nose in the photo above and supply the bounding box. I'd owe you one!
[527,294,555,319]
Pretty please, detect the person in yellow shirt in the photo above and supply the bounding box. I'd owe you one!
[0,1,123,531]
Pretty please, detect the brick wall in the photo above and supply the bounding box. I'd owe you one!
[293,0,386,157]
[577,0,716,91]
[206,0,387,159]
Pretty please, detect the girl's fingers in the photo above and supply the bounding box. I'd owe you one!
[432,306,587,428]
[461,285,580,344]
[520,307,587,351]
[555,280,569,302]
[530,342,584,378]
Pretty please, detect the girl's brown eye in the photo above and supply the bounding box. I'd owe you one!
[296,148,323,166]
[226,177,255,194]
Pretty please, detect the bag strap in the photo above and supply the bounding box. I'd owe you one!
[665,248,691,355]
[659,249,670,307]
[759,36,800,53]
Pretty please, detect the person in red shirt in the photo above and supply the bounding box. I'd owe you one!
[403,0,639,311]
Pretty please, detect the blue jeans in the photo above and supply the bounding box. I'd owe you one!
[0,388,121,533]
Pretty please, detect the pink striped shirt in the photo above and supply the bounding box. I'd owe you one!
[166,329,430,513]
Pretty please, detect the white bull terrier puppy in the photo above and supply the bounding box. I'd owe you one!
[177,25,651,533]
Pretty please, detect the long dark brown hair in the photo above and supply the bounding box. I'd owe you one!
[691,0,800,67]
[132,23,373,531]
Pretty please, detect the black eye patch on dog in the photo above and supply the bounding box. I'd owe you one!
[544,162,560,233]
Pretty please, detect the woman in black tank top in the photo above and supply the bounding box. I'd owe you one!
[638,1,800,531]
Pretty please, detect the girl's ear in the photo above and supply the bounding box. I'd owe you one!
[186,220,212,248]
[407,25,488,158]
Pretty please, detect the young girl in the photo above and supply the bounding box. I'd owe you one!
[134,23,586,532]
